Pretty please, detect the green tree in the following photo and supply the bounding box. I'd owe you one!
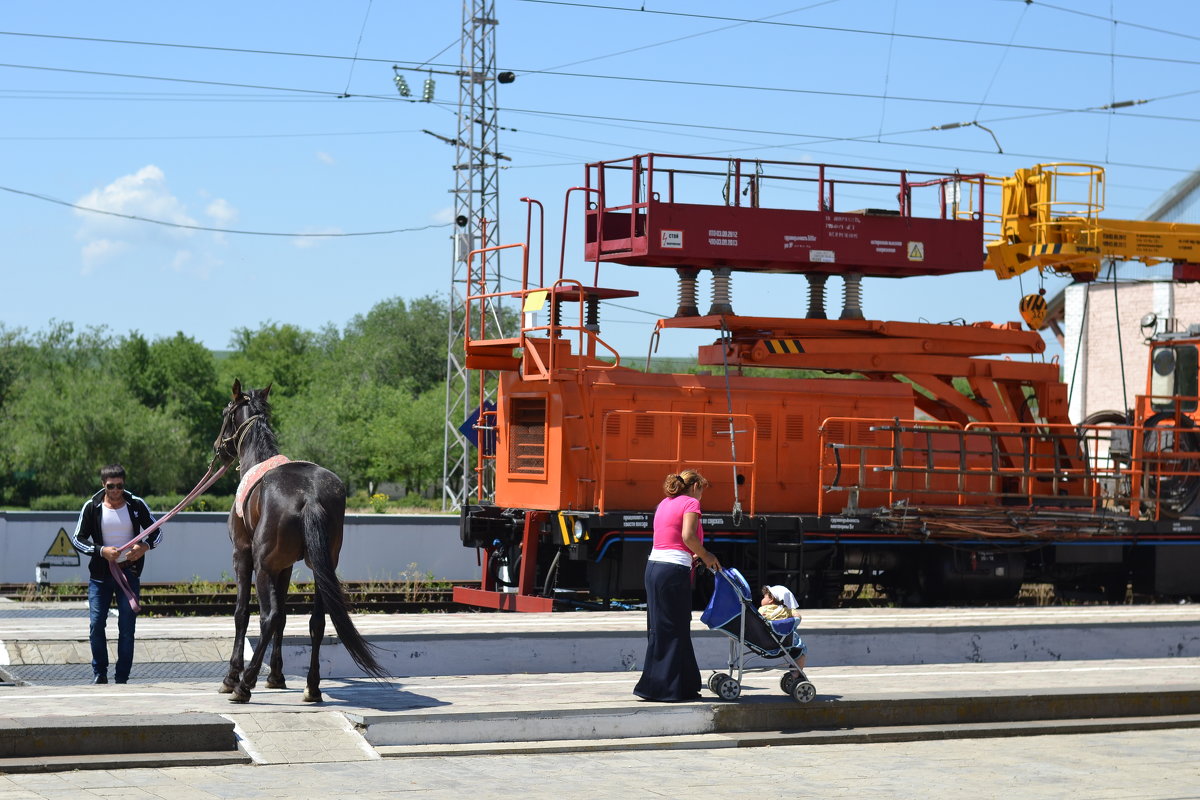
[1,324,195,497]
[221,322,315,399]
[369,385,444,496]
[116,331,224,444]
[278,295,451,492]
[339,296,449,394]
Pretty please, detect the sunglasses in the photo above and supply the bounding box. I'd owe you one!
[104,483,124,490]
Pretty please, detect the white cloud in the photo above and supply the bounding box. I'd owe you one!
[316,151,335,165]
[205,198,238,224]
[76,165,196,236]
[432,206,456,224]
[74,165,228,277]
[170,250,192,272]
[80,239,128,274]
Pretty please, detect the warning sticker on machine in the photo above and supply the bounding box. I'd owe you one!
[810,249,836,263]
[907,241,925,261]
[661,230,684,249]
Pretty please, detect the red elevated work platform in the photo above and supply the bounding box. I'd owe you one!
[583,154,987,276]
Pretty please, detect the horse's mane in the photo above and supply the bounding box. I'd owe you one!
[241,388,281,464]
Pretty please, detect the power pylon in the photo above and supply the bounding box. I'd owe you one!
[442,0,505,511]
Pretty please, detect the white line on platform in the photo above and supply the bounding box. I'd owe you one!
[0,691,215,701]
[809,662,1200,680]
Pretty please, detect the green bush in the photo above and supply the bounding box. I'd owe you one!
[25,494,232,512]
[394,495,442,511]
[29,494,87,511]
[143,494,232,513]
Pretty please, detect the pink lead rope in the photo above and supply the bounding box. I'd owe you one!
[107,461,231,614]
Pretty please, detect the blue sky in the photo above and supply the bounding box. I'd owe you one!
[2,0,1198,360]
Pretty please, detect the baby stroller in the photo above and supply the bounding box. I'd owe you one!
[700,567,816,703]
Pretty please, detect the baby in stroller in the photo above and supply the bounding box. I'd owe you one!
[701,568,815,702]
[759,584,806,669]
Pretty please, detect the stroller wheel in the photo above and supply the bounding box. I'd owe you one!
[780,671,799,695]
[792,681,816,704]
[708,672,729,694]
[716,676,741,701]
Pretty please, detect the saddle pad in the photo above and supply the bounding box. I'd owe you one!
[235,454,291,519]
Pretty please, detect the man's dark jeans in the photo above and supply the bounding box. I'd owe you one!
[88,572,140,682]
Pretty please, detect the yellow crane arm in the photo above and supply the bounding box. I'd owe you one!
[985,163,1200,281]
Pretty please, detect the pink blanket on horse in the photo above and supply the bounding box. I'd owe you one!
[235,455,291,519]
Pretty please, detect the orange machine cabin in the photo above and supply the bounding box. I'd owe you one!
[492,364,1008,516]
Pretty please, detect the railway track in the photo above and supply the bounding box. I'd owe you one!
[0,582,482,616]
[3,582,1155,613]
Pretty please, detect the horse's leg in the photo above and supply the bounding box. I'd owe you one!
[220,545,253,694]
[230,569,283,703]
[265,566,291,689]
[303,589,326,703]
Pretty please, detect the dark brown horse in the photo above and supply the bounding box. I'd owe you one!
[213,380,386,702]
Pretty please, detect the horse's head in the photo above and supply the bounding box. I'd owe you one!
[213,379,272,463]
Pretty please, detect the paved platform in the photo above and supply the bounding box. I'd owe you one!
[2,600,1200,773]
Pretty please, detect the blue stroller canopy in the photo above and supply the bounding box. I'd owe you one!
[701,567,752,629]
[701,568,804,659]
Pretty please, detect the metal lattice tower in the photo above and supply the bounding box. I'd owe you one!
[442,0,503,511]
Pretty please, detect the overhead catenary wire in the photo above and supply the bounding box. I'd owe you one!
[6,7,1199,68]
[534,0,844,73]
[339,0,376,97]
[1020,0,1200,43]
[512,0,1200,68]
[0,184,451,237]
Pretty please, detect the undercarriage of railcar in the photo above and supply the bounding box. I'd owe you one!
[458,498,1200,611]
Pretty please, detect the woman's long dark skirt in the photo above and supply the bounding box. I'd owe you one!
[633,560,701,702]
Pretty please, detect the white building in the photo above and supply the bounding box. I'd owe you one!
[1052,168,1200,422]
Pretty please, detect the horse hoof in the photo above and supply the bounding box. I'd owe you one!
[266,678,287,690]
[218,683,234,694]
[229,688,251,703]
[303,689,323,703]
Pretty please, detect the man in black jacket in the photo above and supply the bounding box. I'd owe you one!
[70,464,162,684]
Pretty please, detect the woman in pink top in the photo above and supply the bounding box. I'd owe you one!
[633,469,721,702]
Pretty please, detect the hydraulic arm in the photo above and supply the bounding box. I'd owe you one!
[985,163,1200,281]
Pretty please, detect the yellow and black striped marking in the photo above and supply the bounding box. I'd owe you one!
[557,512,588,544]
[765,339,805,355]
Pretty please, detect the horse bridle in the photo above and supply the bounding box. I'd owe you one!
[214,402,263,465]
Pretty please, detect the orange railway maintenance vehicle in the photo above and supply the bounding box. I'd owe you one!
[452,154,1200,612]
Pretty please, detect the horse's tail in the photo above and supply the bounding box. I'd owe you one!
[303,502,388,680]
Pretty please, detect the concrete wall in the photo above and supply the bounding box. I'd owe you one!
[0,511,476,585]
